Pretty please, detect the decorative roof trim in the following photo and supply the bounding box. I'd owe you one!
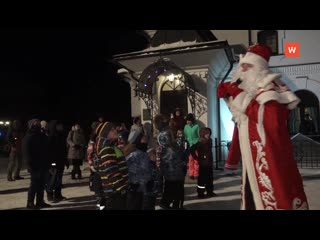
[112,40,229,61]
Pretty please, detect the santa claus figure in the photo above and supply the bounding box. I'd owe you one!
[218,44,309,210]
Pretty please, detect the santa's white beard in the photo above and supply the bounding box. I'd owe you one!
[238,67,269,94]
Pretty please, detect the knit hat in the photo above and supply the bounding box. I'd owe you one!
[186,113,195,122]
[95,121,115,138]
[28,119,40,129]
[199,127,212,138]
[239,44,272,70]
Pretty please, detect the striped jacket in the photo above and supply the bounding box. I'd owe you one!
[95,144,128,195]
[95,122,129,196]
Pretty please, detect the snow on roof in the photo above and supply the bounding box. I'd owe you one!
[113,40,227,61]
[143,40,198,52]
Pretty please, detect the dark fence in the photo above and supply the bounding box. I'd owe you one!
[292,140,320,168]
[214,139,231,170]
[215,138,320,169]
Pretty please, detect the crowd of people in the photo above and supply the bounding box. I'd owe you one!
[5,117,127,209]
[4,111,216,210]
[86,111,217,210]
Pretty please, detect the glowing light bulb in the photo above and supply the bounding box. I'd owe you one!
[168,74,175,82]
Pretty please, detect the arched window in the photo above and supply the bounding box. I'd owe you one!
[289,90,319,136]
[258,30,278,55]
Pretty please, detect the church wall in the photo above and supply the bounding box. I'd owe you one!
[270,30,320,66]
[268,31,320,111]
[130,85,142,117]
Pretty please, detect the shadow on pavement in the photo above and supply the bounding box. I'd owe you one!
[0,187,29,195]
[302,175,320,180]
[184,190,240,201]
[48,195,96,210]
[185,199,241,210]
[214,179,241,190]
[64,195,95,203]
[62,179,89,188]
[6,195,97,210]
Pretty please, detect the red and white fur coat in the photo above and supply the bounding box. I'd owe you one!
[221,64,309,210]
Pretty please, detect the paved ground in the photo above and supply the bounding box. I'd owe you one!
[1,155,320,210]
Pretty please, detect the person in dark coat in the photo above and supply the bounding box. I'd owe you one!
[144,148,160,210]
[155,114,186,210]
[169,108,186,137]
[190,127,217,198]
[23,119,51,210]
[123,131,151,210]
[46,120,69,202]
[6,119,24,181]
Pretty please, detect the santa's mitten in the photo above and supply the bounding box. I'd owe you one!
[227,82,244,99]
[217,82,231,98]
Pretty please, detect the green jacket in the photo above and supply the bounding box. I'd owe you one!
[184,123,200,147]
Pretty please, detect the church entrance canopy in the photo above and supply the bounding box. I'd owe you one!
[111,40,231,78]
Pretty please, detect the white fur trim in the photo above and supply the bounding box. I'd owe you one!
[228,91,256,125]
[238,117,264,210]
[240,52,269,70]
[281,91,301,109]
[256,90,300,110]
[257,105,266,147]
[256,72,282,88]
[241,166,246,210]
[231,91,253,114]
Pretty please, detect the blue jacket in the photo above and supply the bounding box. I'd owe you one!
[126,148,151,193]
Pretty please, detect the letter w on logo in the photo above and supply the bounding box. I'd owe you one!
[285,43,300,57]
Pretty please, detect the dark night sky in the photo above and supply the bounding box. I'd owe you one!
[0,28,149,127]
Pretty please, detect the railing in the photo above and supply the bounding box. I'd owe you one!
[214,138,320,170]
[292,140,320,168]
[214,139,231,170]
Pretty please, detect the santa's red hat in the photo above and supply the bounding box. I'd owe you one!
[239,44,272,69]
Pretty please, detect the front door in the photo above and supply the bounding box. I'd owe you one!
[160,82,188,117]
